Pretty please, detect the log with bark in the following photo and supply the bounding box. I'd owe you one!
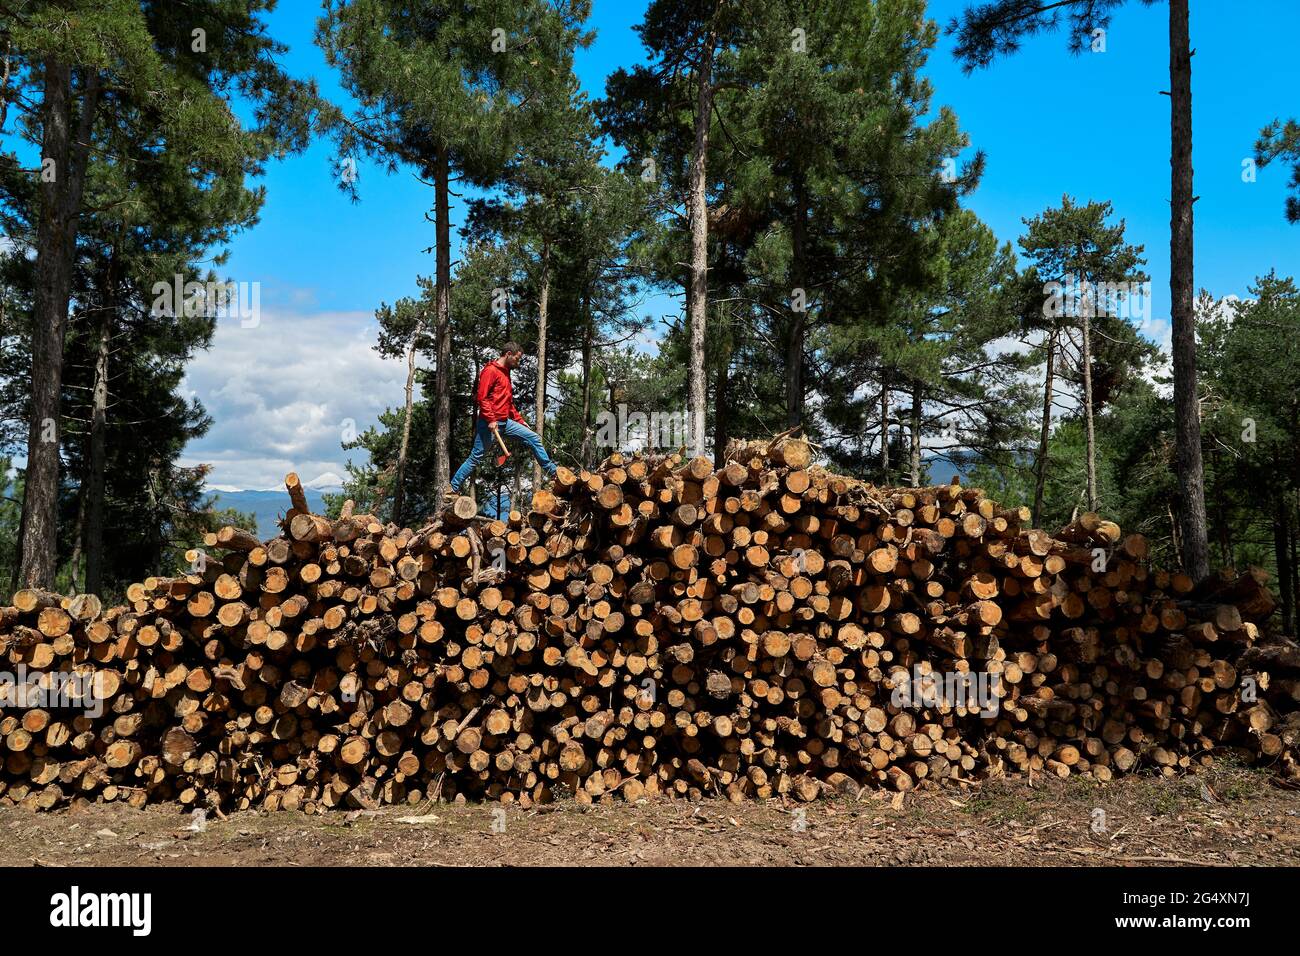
[0,444,1294,812]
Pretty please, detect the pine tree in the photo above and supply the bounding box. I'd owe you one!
[601,0,753,459]
[949,0,1211,579]
[348,142,654,518]
[543,164,655,468]
[465,82,602,482]
[0,0,317,588]
[1255,118,1300,222]
[819,208,1029,485]
[726,0,983,431]
[1018,197,1148,515]
[1199,275,1300,629]
[319,0,591,493]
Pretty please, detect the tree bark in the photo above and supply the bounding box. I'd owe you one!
[879,381,889,485]
[1080,309,1098,510]
[390,335,417,526]
[580,289,593,469]
[686,24,716,460]
[0,38,13,134]
[786,169,808,428]
[909,380,922,488]
[533,241,550,486]
[1032,328,1057,527]
[713,324,730,470]
[1169,0,1209,582]
[9,494,24,594]
[1291,493,1299,628]
[433,146,452,494]
[19,63,100,588]
[83,286,111,597]
[66,480,85,595]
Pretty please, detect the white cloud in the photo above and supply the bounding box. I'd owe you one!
[179,306,408,489]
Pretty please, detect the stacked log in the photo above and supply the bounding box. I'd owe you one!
[0,445,1294,813]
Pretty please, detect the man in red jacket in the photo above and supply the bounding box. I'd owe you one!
[449,341,557,494]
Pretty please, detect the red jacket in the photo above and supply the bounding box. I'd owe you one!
[475,359,527,426]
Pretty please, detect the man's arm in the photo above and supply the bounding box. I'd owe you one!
[474,366,495,424]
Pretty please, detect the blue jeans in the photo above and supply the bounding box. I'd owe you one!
[450,418,556,492]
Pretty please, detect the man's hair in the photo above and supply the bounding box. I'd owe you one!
[502,341,523,356]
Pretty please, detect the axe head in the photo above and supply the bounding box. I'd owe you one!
[492,425,511,466]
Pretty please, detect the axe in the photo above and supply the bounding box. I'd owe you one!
[491,425,511,466]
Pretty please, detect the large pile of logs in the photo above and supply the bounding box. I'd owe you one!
[0,438,1295,812]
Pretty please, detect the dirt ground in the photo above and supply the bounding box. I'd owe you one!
[5,764,1299,867]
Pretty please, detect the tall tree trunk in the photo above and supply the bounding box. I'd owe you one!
[0,38,13,134]
[83,290,111,596]
[686,25,715,460]
[9,497,24,594]
[1168,502,1182,567]
[144,465,161,575]
[67,481,85,595]
[1169,0,1209,582]
[390,335,417,525]
[713,316,730,469]
[1032,328,1057,527]
[1291,492,1299,631]
[580,290,593,469]
[71,251,113,594]
[879,381,889,484]
[1275,491,1294,635]
[433,146,453,493]
[786,169,808,427]
[1080,311,1098,510]
[534,241,550,486]
[20,63,100,588]
[909,380,922,488]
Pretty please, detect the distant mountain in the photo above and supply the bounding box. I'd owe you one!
[208,487,339,539]
[304,471,346,490]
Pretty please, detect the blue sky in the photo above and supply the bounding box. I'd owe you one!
[156,1,1300,486]
[219,0,654,316]
[230,0,1299,313]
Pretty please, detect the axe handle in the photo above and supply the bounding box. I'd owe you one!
[492,425,510,457]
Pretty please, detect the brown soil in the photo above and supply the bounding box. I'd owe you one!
[5,765,1298,867]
